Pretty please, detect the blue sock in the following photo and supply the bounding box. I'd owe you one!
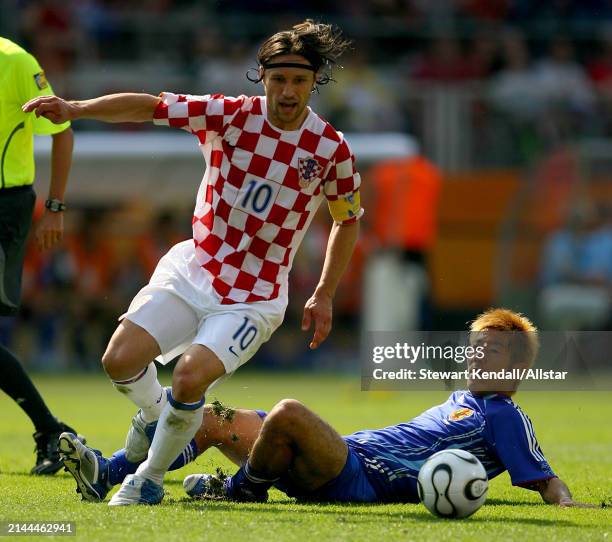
[107,439,199,486]
[168,439,199,471]
[107,449,138,487]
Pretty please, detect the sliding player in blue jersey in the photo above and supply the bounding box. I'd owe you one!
[58,308,593,507]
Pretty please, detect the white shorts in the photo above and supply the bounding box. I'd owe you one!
[122,240,287,374]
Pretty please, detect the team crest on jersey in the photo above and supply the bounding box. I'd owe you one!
[298,157,322,188]
[34,71,48,90]
[448,408,474,422]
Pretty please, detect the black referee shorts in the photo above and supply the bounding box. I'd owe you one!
[0,185,36,316]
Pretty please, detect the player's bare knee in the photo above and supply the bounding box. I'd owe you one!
[102,332,150,379]
[172,367,208,403]
[267,399,306,430]
[101,346,128,379]
[172,348,224,403]
[276,398,306,413]
[171,374,203,402]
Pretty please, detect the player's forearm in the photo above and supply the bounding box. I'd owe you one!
[70,93,160,123]
[48,127,74,200]
[314,221,359,299]
[538,477,573,505]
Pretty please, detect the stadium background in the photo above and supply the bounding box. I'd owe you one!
[0,0,610,375]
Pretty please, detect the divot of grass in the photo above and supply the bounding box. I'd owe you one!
[211,399,236,422]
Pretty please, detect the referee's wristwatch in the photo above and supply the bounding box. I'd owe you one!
[45,199,67,213]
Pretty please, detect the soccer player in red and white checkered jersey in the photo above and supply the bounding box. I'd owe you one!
[24,20,362,505]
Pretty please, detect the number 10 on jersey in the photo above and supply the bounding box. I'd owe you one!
[237,177,280,218]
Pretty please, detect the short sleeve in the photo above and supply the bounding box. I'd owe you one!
[488,405,556,487]
[153,92,245,144]
[324,138,364,224]
[14,51,70,136]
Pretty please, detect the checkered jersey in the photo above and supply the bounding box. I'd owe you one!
[153,93,363,304]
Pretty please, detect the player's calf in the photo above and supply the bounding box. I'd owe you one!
[249,398,348,491]
[203,399,308,499]
[194,405,265,465]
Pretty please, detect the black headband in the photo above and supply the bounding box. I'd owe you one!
[262,62,317,72]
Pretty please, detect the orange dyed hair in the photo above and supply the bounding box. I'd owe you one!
[470,308,540,367]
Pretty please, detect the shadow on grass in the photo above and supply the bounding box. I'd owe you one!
[485,498,549,507]
[487,497,612,509]
[0,470,80,479]
[171,498,577,527]
[2,470,90,479]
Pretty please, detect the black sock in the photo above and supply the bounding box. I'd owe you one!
[0,344,61,434]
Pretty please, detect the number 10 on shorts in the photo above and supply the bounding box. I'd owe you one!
[229,316,258,357]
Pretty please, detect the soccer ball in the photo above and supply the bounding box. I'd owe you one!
[417,449,488,519]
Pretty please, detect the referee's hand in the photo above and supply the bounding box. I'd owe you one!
[23,95,74,124]
[35,210,64,251]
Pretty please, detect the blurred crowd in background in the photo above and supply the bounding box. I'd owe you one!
[2,0,612,175]
[1,1,611,370]
[7,0,612,148]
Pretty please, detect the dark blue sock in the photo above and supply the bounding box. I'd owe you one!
[225,464,274,502]
[168,439,199,471]
[107,449,138,487]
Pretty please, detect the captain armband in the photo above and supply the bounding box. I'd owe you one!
[327,190,363,224]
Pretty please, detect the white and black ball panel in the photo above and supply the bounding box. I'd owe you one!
[417,449,488,519]
[431,463,456,517]
[465,478,488,500]
[444,449,480,465]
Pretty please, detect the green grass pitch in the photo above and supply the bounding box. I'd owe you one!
[0,372,610,541]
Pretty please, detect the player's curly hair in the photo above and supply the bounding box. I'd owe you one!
[469,308,540,368]
[248,19,352,87]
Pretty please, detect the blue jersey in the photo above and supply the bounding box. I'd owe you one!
[343,391,555,503]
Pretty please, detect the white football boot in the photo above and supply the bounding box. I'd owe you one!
[108,474,164,506]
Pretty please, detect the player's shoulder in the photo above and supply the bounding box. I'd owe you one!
[504,399,533,423]
[310,110,346,144]
[245,95,271,115]
[220,94,267,118]
[220,94,256,107]
[309,113,358,166]
[484,394,534,427]
[454,391,516,416]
